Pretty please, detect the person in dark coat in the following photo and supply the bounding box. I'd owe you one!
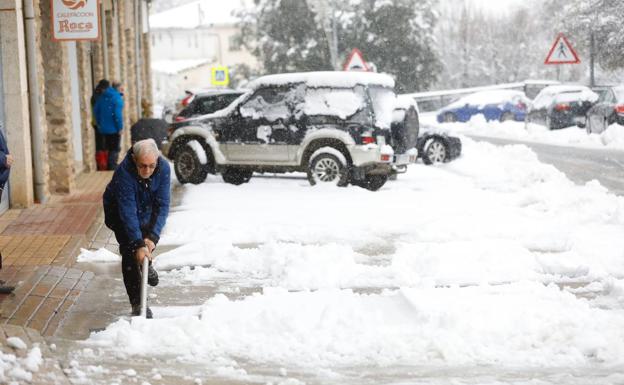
[91,79,110,171]
[0,129,13,201]
[103,139,171,318]
[0,129,15,292]
[94,82,124,170]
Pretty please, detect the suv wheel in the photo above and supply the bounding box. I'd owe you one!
[307,150,349,187]
[422,137,448,165]
[174,145,208,184]
[222,167,253,185]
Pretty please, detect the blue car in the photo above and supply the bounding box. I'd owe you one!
[437,90,531,123]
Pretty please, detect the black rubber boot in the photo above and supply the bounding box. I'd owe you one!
[131,304,153,319]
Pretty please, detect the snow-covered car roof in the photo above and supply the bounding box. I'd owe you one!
[532,85,598,110]
[445,90,529,109]
[394,95,419,111]
[247,71,395,90]
[392,95,419,123]
[193,89,247,97]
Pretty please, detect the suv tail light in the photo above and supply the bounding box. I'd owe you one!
[615,105,624,114]
[554,103,571,112]
[362,135,376,145]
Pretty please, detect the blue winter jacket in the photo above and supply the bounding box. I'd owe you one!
[0,130,10,188]
[103,149,171,251]
[94,87,124,135]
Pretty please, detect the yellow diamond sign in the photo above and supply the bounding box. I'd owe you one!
[211,66,229,86]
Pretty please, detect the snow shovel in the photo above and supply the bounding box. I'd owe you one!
[140,256,149,318]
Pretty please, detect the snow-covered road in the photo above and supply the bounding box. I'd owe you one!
[72,138,624,384]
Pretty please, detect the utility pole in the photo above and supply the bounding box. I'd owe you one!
[589,31,595,87]
[329,2,339,70]
[309,0,340,70]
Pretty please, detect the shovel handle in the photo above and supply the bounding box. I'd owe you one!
[140,256,149,318]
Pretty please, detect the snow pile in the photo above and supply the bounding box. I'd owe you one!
[0,340,43,383]
[424,113,624,150]
[89,283,624,367]
[599,123,624,148]
[77,248,120,263]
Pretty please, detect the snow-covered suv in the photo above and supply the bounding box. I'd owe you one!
[163,71,412,191]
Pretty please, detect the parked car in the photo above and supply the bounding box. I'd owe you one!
[436,90,530,123]
[163,71,413,191]
[417,129,462,165]
[130,118,169,150]
[526,85,598,130]
[392,96,461,165]
[581,85,624,134]
[173,89,245,122]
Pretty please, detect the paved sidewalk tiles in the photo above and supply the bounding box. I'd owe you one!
[0,235,70,267]
[0,171,112,334]
[0,265,94,336]
[0,171,115,382]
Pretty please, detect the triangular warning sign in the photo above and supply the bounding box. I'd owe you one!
[545,33,581,65]
[343,48,370,71]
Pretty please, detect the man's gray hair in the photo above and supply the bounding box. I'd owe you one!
[132,139,160,158]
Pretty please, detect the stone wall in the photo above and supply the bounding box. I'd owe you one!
[0,0,153,207]
[142,33,153,117]
[77,42,95,172]
[0,0,34,207]
[29,0,51,201]
[39,0,76,194]
[117,0,131,154]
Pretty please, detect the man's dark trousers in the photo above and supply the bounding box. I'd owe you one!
[114,230,142,307]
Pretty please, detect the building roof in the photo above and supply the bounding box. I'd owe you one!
[151,58,212,75]
[149,0,249,29]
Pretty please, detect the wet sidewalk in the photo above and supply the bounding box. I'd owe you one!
[0,172,112,383]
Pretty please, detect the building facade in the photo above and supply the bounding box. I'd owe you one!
[149,1,259,108]
[0,0,153,212]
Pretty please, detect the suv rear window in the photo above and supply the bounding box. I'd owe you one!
[369,87,396,129]
[303,88,365,119]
